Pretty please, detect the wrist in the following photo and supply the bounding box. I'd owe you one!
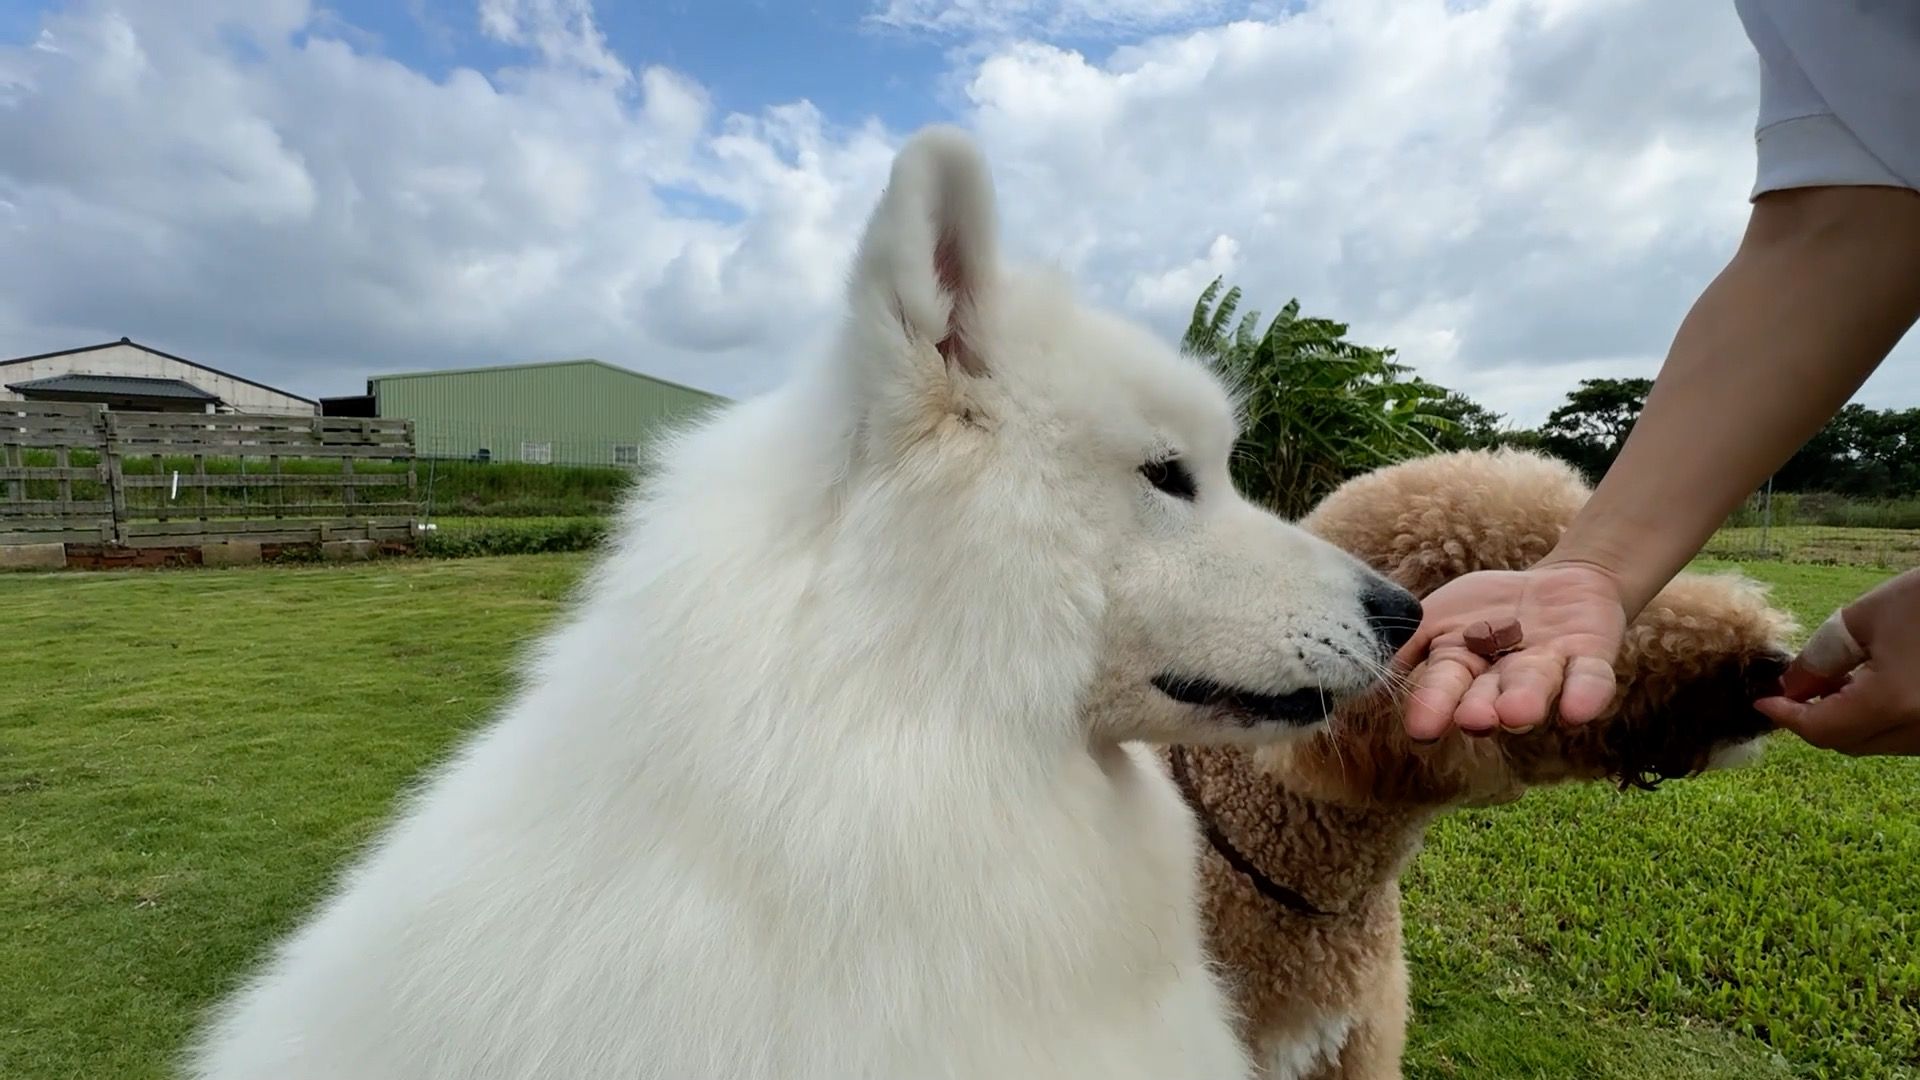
[1533,545,1641,614]
[1536,490,1716,619]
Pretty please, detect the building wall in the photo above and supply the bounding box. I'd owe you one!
[372,361,726,466]
[0,344,316,415]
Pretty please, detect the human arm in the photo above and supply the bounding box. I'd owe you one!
[1540,184,1920,615]
[1401,184,1920,740]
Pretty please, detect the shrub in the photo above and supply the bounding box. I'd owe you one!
[417,518,609,558]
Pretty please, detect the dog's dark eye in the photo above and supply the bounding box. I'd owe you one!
[1140,457,1196,501]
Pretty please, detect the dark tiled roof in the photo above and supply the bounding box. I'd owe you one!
[6,373,222,401]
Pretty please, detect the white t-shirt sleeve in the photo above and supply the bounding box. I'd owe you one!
[1735,0,1920,198]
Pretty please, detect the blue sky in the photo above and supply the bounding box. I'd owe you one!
[0,0,957,124]
[1,0,1914,420]
[314,0,954,131]
[0,0,1203,141]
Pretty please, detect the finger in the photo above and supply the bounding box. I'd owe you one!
[1404,655,1480,741]
[1753,694,1808,728]
[1394,616,1445,670]
[1455,671,1505,735]
[1490,655,1565,732]
[1781,609,1867,700]
[1556,655,1621,726]
[1779,667,1851,703]
[1762,678,1895,753]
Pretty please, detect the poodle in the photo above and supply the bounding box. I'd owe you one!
[1161,447,1795,1079]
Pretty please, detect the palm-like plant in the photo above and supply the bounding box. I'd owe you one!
[1183,276,1455,518]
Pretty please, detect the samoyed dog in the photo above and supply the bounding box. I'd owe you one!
[184,126,1422,1080]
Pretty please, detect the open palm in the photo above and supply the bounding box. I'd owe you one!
[1396,563,1628,740]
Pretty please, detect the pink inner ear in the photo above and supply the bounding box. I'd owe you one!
[933,229,987,378]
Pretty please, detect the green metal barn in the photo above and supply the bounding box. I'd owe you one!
[323,359,728,466]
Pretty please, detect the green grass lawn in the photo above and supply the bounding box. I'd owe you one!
[3,554,1916,1078]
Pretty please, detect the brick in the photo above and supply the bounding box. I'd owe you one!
[0,543,68,571]
[200,541,263,567]
[320,539,377,562]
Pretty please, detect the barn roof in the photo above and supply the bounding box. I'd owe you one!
[368,357,727,402]
[5,373,223,402]
[0,337,316,405]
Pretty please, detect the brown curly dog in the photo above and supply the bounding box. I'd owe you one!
[1160,447,1795,1080]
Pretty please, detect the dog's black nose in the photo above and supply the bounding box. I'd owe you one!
[1362,580,1423,654]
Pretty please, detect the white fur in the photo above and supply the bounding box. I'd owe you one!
[1707,737,1771,771]
[183,126,1407,1080]
[1260,1012,1356,1080]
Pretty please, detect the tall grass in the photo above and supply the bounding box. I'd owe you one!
[416,460,635,518]
[1722,492,1920,530]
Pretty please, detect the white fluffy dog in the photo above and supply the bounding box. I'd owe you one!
[183,126,1422,1080]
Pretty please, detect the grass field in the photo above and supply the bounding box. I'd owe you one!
[1705,526,1920,572]
[3,554,1916,1078]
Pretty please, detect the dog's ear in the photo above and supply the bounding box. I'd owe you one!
[848,125,999,386]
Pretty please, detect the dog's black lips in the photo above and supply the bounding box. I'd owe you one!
[1150,673,1332,727]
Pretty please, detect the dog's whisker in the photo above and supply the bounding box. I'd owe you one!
[1324,640,1418,698]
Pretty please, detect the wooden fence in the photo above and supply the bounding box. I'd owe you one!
[1,402,417,548]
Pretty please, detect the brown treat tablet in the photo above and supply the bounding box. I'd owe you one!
[1464,618,1523,658]
[1463,621,1498,655]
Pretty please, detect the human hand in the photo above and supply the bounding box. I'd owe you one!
[1755,567,1920,756]
[1396,562,1628,741]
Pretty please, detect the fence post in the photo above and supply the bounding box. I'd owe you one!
[1759,476,1774,558]
[2,429,19,506]
[101,410,129,547]
[405,420,419,530]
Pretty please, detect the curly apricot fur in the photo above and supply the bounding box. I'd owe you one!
[1171,448,1796,1079]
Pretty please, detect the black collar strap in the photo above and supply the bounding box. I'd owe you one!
[1167,745,1338,919]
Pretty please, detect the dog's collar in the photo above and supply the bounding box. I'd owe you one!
[1167,745,1339,919]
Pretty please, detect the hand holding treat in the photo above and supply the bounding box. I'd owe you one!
[1395,563,1628,742]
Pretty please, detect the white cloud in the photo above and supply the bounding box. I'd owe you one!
[0,0,890,402]
[950,0,1802,426]
[1126,233,1240,316]
[869,0,1243,39]
[1,0,1915,425]
[477,0,629,84]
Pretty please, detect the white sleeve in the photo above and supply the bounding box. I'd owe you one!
[1735,0,1920,198]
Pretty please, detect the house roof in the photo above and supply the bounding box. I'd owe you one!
[0,337,317,405]
[5,373,223,402]
[367,357,727,402]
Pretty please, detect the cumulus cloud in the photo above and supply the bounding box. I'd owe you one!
[1,0,1914,422]
[0,0,889,401]
[477,0,628,84]
[1126,233,1240,317]
[956,0,1777,421]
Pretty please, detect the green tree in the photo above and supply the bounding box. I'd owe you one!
[1776,403,1872,494]
[1183,276,1455,517]
[1777,403,1920,496]
[1536,377,1653,481]
[1426,390,1509,452]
